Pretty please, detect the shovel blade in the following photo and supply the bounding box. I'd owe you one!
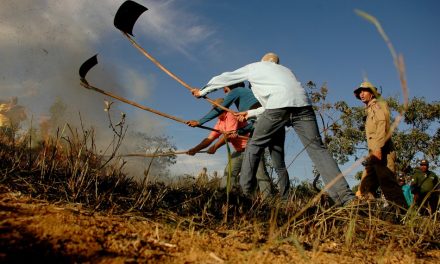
[79,54,98,79]
[114,0,148,36]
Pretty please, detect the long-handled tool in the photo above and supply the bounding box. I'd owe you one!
[122,150,208,158]
[79,54,227,134]
[113,0,235,114]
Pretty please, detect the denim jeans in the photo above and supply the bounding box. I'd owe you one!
[220,150,272,198]
[240,106,355,205]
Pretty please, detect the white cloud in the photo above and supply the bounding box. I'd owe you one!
[136,0,215,56]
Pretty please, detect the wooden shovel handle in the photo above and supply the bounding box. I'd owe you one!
[122,32,236,114]
[80,80,186,124]
[122,150,207,158]
[80,80,247,138]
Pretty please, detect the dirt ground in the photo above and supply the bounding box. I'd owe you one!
[1,190,439,264]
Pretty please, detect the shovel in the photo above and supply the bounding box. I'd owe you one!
[79,54,227,134]
[113,0,235,114]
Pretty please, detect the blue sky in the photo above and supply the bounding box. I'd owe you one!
[1,0,439,185]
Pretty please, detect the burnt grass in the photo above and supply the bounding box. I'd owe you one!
[0,132,311,226]
[1,131,440,262]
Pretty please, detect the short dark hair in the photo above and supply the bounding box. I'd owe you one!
[228,82,245,90]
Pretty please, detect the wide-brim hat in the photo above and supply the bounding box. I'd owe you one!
[354,81,381,99]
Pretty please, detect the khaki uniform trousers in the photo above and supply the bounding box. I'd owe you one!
[358,148,407,208]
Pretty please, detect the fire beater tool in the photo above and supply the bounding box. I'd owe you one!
[113,0,235,114]
[79,54,233,135]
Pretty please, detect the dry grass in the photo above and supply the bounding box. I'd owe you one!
[1,12,438,258]
[1,187,438,263]
[0,128,439,263]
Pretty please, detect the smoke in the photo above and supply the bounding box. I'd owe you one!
[0,0,149,129]
[0,1,150,177]
[0,0,217,179]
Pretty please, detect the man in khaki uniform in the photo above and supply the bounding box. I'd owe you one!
[354,81,407,208]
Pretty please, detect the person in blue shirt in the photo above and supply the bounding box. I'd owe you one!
[186,82,273,198]
[398,174,413,207]
[186,82,260,131]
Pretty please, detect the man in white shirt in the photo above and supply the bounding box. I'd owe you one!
[191,53,354,205]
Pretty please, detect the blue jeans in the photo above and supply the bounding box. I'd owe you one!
[240,106,355,205]
[220,150,272,198]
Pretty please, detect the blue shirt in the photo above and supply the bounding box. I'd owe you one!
[200,61,312,118]
[198,87,259,124]
[401,184,413,206]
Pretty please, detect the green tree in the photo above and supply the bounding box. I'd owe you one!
[131,132,177,179]
[306,81,367,165]
[306,82,439,173]
[389,97,440,170]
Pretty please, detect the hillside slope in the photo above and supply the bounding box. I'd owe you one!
[1,188,439,263]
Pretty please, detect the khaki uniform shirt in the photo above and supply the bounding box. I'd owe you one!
[365,98,391,151]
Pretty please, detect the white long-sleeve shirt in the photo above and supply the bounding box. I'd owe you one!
[200,61,311,117]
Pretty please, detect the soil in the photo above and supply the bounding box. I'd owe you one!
[1,190,439,264]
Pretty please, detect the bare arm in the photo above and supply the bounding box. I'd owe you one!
[187,136,216,155]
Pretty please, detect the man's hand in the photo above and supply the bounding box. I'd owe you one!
[207,146,217,154]
[234,111,248,122]
[226,131,238,139]
[191,88,202,98]
[186,148,197,156]
[186,120,200,127]
[370,149,382,161]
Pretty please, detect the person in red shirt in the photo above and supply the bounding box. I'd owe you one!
[187,98,272,198]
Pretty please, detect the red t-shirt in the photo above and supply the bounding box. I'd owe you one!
[209,112,249,152]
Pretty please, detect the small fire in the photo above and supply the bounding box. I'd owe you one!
[0,97,26,128]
